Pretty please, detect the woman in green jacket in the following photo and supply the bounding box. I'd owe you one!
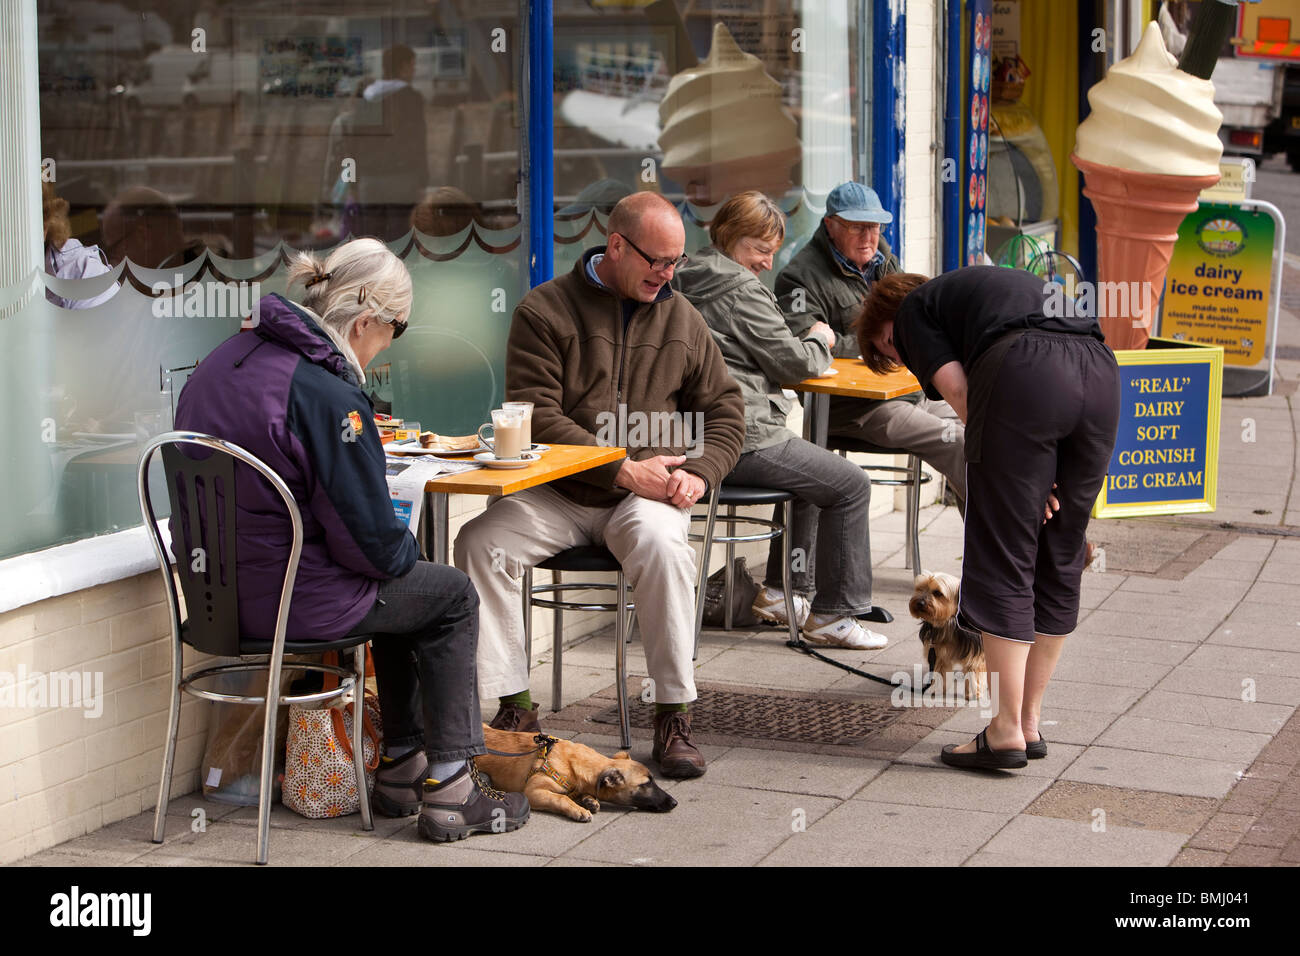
[673,192,889,649]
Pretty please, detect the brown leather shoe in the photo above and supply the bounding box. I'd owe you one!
[489,701,541,733]
[652,710,706,779]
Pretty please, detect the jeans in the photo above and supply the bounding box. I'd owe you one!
[346,560,485,762]
[727,438,874,616]
[829,396,967,501]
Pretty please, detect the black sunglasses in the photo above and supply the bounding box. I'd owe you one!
[615,233,688,272]
[386,316,407,340]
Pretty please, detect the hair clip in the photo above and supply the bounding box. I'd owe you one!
[304,271,332,288]
[357,285,368,305]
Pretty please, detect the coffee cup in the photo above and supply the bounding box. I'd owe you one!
[478,409,524,459]
[502,401,534,449]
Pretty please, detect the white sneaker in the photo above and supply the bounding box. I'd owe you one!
[802,615,888,650]
[752,588,811,628]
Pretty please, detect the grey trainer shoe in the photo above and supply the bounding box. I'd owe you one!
[371,749,429,817]
[417,760,530,842]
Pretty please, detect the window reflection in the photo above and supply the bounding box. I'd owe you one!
[39,1,521,264]
[551,0,861,284]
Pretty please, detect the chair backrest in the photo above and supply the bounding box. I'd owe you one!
[138,431,304,658]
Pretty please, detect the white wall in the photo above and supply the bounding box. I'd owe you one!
[903,0,944,276]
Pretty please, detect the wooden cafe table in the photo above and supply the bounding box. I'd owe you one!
[785,357,921,448]
[420,443,626,564]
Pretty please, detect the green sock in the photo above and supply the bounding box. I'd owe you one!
[655,702,688,715]
[500,690,532,709]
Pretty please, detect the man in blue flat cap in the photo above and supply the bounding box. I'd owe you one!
[768,182,966,625]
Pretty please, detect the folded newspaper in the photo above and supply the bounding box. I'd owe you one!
[384,455,482,531]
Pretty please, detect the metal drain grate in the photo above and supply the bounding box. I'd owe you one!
[591,686,904,745]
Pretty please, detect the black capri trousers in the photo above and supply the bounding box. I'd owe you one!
[958,331,1120,644]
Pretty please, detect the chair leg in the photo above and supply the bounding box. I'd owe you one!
[906,455,922,572]
[151,638,185,845]
[692,486,720,661]
[256,644,288,865]
[551,571,563,713]
[723,504,736,630]
[353,642,374,832]
[779,500,800,644]
[626,607,636,643]
[615,572,630,750]
[523,567,533,668]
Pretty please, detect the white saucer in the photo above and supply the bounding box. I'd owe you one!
[474,451,541,469]
[486,441,550,454]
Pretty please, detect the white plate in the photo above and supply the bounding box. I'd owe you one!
[387,439,488,455]
[474,451,540,469]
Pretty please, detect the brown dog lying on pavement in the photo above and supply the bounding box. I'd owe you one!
[477,726,677,821]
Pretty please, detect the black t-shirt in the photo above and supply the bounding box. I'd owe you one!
[893,266,1104,401]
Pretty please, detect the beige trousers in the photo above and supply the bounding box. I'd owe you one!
[453,485,697,703]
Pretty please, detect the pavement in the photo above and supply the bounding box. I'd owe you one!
[14,295,1300,869]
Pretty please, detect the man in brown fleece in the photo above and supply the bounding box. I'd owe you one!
[455,193,744,777]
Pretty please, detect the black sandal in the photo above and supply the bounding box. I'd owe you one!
[1026,733,1047,760]
[940,729,1028,770]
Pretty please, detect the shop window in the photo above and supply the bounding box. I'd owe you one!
[7,1,526,559]
[551,0,864,286]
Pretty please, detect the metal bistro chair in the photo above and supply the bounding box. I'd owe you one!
[690,484,801,656]
[522,547,635,749]
[139,431,375,866]
[827,437,930,572]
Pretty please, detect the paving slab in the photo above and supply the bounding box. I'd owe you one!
[1051,653,1173,689]
[1061,745,1246,799]
[340,838,550,867]
[1128,690,1293,736]
[853,763,1050,814]
[560,783,838,867]
[703,746,888,799]
[1024,780,1218,833]
[1031,679,1144,714]
[1155,664,1300,705]
[148,821,373,866]
[759,799,1006,867]
[1206,620,1300,653]
[1095,715,1273,764]
[966,814,1187,866]
[1076,610,1219,642]
[1066,633,1197,665]
[1097,589,1241,618]
[1183,559,1266,582]
[1183,643,1300,678]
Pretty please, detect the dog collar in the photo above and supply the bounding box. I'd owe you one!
[526,734,577,796]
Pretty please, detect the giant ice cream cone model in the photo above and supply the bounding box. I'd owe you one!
[1072,22,1223,351]
[658,22,801,205]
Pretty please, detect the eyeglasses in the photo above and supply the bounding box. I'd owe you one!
[358,284,407,339]
[831,218,883,236]
[615,233,688,272]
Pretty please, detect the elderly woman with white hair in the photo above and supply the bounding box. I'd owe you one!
[173,237,528,841]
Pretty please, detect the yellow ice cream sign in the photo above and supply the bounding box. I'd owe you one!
[1160,203,1273,366]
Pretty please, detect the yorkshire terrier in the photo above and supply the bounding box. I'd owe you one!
[908,572,987,700]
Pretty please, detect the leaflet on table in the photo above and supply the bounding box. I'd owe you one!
[382,456,480,531]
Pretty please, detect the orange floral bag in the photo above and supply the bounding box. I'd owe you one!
[282,693,383,819]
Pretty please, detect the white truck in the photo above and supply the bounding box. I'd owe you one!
[1161,0,1300,166]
